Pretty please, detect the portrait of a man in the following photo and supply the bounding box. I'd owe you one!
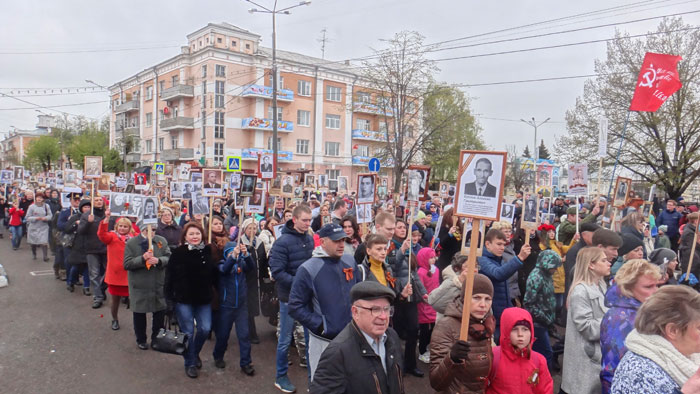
[13,166,24,182]
[142,197,158,222]
[111,193,128,216]
[357,174,375,204]
[84,156,102,179]
[282,175,294,194]
[229,173,241,190]
[338,176,348,192]
[202,169,223,197]
[240,174,256,197]
[500,203,514,220]
[192,192,209,215]
[260,154,274,178]
[407,170,421,201]
[0,170,12,183]
[318,174,328,189]
[464,158,497,197]
[304,174,315,189]
[523,197,538,223]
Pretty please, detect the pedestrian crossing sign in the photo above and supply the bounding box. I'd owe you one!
[226,156,242,172]
[154,163,165,174]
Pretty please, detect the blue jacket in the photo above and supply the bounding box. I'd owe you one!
[288,247,359,339]
[656,208,682,238]
[57,206,77,233]
[269,219,315,302]
[478,249,522,322]
[217,243,255,309]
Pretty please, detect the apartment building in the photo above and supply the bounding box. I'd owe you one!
[109,22,401,189]
[0,114,55,168]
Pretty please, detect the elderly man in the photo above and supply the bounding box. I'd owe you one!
[289,223,359,379]
[558,203,600,245]
[310,281,405,394]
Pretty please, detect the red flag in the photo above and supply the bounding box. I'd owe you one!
[629,52,682,112]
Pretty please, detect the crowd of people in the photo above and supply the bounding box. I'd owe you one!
[5,181,700,393]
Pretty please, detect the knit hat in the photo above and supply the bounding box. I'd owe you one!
[649,248,676,270]
[241,217,257,232]
[618,233,644,257]
[416,210,426,220]
[658,225,668,234]
[513,319,531,329]
[411,223,421,233]
[566,206,577,215]
[461,273,494,300]
[592,228,623,248]
[580,222,600,233]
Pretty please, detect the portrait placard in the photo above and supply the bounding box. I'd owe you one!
[338,176,348,193]
[259,152,275,180]
[303,174,316,191]
[356,203,373,224]
[83,156,102,179]
[281,174,295,198]
[240,174,257,197]
[500,203,515,222]
[202,169,223,197]
[521,195,539,230]
[408,165,430,201]
[454,150,506,221]
[613,177,632,208]
[356,174,376,205]
[246,189,266,214]
[568,163,588,196]
[140,196,159,224]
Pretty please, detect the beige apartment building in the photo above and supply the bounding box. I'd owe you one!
[109,22,400,189]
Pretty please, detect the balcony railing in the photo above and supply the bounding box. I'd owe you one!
[160,117,194,131]
[352,102,394,117]
[352,155,394,167]
[241,148,293,162]
[161,148,194,161]
[126,153,141,163]
[241,117,293,132]
[122,125,139,138]
[161,84,194,101]
[115,100,139,114]
[351,129,391,142]
[241,84,294,102]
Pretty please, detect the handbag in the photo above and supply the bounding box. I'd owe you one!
[59,232,75,248]
[152,316,188,355]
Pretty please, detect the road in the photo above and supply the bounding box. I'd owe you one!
[0,237,434,394]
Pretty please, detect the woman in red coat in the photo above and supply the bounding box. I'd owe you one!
[97,209,138,331]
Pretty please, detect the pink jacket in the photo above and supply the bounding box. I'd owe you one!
[417,248,439,324]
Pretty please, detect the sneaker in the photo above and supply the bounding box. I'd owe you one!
[83,288,91,296]
[299,358,307,368]
[418,351,430,364]
[274,375,296,393]
[66,284,74,293]
[92,300,103,309]
[241,364,255,376]
[214,359,226,369]
[185,366,198,378]
[111,320,120,330]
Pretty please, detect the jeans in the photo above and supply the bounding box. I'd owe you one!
[213,304,252,367]
[86,254,107,301]
[10,225,22,249]
[532,322,553,370]
[68,264,90,288]
[133,310,165,344]
[275,301,296,378]
[175,303,212,368]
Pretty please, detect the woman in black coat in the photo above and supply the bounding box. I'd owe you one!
[435,208,461,276]
[238,217,261,343]
[66,200,92,295]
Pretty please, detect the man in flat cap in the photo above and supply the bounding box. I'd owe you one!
[310,281,405,394]
[558,202,601,245]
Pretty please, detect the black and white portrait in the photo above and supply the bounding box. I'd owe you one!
[338,176,348,192]
[304,174,315,190]
[282,175,294,196]
[191,191,209,215]
[455,151,506,221]
[522,196,538,225]
[613,177,631,208]
[259,153,274,179]
[500,203,514,221]
[229,173,241,190]
[318,174,328,189]
[13,166,24,183]
[0,170,12,184]
[141,197,159,224]
[84,156,102,179]
[357,174,375,204]
[240,174,257,197]
[246,189,265,214]
[191,172,202,183]
[407,170,422,201]
[328,179,338,192]
[356,203,372,224]
[170,182,183,199]
[464,158,497,197]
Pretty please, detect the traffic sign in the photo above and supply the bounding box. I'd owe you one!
[226,156,242,172]
[153,163,165,175]
[368,158,381,173]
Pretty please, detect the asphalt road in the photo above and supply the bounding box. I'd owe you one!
[0,237,434,394]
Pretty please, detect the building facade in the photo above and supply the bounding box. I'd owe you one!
[109,22,402,190]
[0,115,55,168]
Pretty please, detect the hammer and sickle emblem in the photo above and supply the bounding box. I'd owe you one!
[639,65,657,88]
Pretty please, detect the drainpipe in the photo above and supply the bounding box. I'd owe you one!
[312,66,319,172]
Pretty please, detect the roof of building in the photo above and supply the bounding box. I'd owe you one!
[257,46,357,74]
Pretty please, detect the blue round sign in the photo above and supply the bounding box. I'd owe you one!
[368,158,381,172]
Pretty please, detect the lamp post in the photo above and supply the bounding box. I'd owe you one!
[248,0,311,172]
[520,117,550,193]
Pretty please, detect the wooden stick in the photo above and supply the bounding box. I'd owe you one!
[575,194,580,234]
[460,218,481,341]
[685,221,700,282]
[237,202,246,246]
[477,219,485,257]
[146,225,153,270]
[460,218,469,255]
[407,202,415,285]
[208,196,214,243]
[90,180,95,215]
[596,157,603,200]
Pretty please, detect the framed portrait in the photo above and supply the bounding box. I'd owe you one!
[613,177,632,208]
[454,150,507,220]
[191,190,209,215]
[229,173,241,190]
[258,152,275,180]
[439,182,450,198]
[317,174,329,189]
[134,173,148,190]
[406,170,422,202]
[64,169,82,187]
[98,173,113,191]
[116,177,127,189]
[500,203,515,222]
[83,156,102,179]
[0,170,12,184]
[408,165,431,201]
[281,174,295,198]
[170,182,183,199]
[294,186,304,199]
[190,171,202,183]
[246,189,266,214]
[356,173,376,205]
[13,166,25,183]
[328,179,338,193]
[269,173,282,196]
[521,195,539,230]
[304,174,316,191]
[110,193,130,216]
[234,190,245,210]
[201,169,223,197]
[140,196,159,225]
[641,201,653,222]
[240,174,257,197]
[568,163,588,196]
[338,176,349,193]
[178,163,191,180]
[356,203,373,224]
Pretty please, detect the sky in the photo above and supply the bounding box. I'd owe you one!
[0,0,698,157]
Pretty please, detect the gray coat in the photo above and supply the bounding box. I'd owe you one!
[26,203,52,245]
[561,281,609,394]
[123,234,171,313]
[428,275,461,321]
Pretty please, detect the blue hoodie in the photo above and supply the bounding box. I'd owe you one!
[217,241,255,309]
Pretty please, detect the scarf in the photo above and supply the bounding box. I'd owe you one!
[186,242,205,250]
[453,296,492,341]
[625,329,700,387]
[240,232,257,248]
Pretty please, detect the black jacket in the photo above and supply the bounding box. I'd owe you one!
[165,244,218,305]
[77,207,106,255]
[310,320,405,394]
[156,220,181,250]
[268,220,314,302]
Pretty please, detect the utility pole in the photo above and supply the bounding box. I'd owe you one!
[520,117,550,192]
[248,0,311,171]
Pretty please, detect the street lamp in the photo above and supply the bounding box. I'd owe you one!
[248,0,311,171]
[520,117,550,192]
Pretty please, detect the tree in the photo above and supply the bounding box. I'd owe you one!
[421,84,484,182]
[538,139,551,160]
[555,17,700,199]
[522,146,532,158]
[23,135,61,172]
[65,118,123,173]
[505,145,532,193]
[361,31,441,193]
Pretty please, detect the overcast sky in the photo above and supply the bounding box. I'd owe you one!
[1,0,698,156]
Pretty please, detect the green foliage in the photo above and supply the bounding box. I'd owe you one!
[522,146,531,158]
[23,135,61,172]
[538,139,551,160]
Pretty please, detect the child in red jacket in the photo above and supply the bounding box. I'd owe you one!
[486,307,553,394]
[8,200,25,250]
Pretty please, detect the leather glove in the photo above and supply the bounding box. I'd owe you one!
[449,340,470,363]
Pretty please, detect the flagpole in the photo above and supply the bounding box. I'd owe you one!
[606,111,632,200]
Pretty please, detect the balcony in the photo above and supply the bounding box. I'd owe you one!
[241,84,294,102]
[351,129,391,143]
[241,117,293,133]
[352,155,394,167]
[115,100,139,114]
[241,148,293,162]
[161,84,194,101]
[126,153,141,163]
[161,148,194,161]
[160,116,194,131]
[122,125,139,138]
[352,102,394,117]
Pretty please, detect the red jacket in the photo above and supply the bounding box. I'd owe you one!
[486,307,552,394]
[8,207,24,226]
[97,220,138,287]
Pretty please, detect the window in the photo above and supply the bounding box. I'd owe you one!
[377,96,390,109]
[171,135,178,149]
[215,64,226,77]
[268,106,283,120]
[356,119,370,130]
[146,113,153,127]
[159,110,165,121]
[326,169,340,180]
[158,81,165,97]
[325,142,340,156]
[231,40,237,47]
[214,143,224,164]
[296,139,309,154]
[146,140,152,153]
[215,80,225,108]
[201,111,206,139]
[215,80,224,94]
[171,75,179,86]
[356,145,369,157]
[201,65,207,78]
[407,101,416,113]
[246,43,250,49]
[357,92,371,103]
[379,121,387,133]
[267,137,282,150]
[268,74,284,88]
[297,80,311,96]
[326,85,342,102]
[297,110,310,126]
[158,138,164,152]
[405,125,414,138]
[325,114,341,129]
[202,81,207,95]
[146,86,153,100]
[217,37,222,43]
[214,112,224,139]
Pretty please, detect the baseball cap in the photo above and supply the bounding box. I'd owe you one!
[317,223,346,241]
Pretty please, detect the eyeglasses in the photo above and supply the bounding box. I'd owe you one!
[355,305,394,317]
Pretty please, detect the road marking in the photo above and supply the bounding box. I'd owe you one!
[29,270,54,276]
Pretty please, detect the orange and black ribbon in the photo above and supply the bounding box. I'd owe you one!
[386,271,397,288]
[343,267,354,281]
